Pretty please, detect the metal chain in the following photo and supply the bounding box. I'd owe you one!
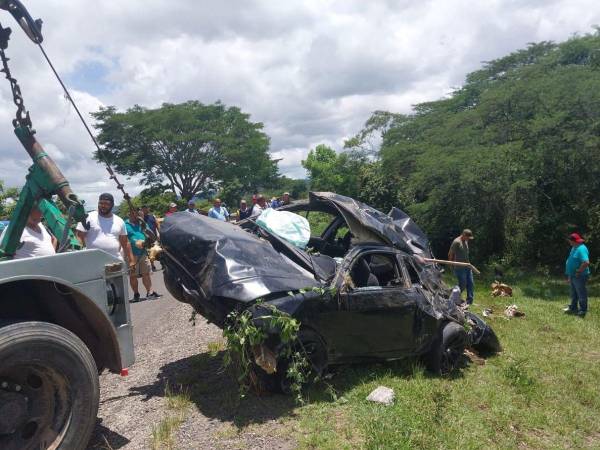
[0,24,32,129]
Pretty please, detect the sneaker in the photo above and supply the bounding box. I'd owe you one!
[147,291,162,300]
[563,306,577,314]
[577,311,587,318]
[131,293,141,303]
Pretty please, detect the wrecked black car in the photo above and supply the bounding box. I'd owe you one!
[159,192,500,389]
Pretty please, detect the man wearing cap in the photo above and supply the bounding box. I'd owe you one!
[564,233,590,317]
[208,198,229,222]
[448,229,475,304]
[281,192,291,206]
[76,193,135,271]
[165,202,178,216]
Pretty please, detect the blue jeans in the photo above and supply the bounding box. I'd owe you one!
[569,274,588,313]
[455,267,474,304]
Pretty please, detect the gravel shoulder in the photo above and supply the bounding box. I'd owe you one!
[87,270,296,450]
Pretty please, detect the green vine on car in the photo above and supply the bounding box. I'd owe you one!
[222,300,311,404]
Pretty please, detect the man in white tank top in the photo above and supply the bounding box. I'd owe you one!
[76,193,135,270]
[0,205,56,259]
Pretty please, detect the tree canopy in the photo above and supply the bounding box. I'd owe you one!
[319,30,600,269]
[92,101,278,200]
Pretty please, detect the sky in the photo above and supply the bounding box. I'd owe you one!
[0,0,599,207]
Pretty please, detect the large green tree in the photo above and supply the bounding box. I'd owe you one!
[347,30,600,268]
[92,101,278,200]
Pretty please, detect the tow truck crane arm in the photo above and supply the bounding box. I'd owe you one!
[0,0,86,258]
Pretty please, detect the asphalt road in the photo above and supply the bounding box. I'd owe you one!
[87,266,294,450]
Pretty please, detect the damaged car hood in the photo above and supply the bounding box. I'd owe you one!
[160,212,320,303]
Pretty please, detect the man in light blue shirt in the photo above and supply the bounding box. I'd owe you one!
[208,198,229,222]
[564,232,590,317]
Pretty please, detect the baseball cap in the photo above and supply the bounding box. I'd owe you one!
[569,233,585,243]
[462,229,474,239]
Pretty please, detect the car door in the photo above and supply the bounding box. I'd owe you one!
[323,250,419,362]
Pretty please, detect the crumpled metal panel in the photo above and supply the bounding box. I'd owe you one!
[160,212,320,303]
[307,192,432,256]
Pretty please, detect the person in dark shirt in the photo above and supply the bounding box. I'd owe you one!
[448,228,474,304]
[238,199,252,220]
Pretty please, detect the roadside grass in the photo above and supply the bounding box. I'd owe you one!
[151,384,192,449]
[291,275,600,449]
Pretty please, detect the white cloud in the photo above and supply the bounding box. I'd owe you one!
[0,0,599,205]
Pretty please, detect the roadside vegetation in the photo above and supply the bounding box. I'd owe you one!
[151,385,192,450]
[288,274,600,449]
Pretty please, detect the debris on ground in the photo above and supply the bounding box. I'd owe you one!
[491,281,513,297]
[464,349,486,365]
[504,304,525,318]
[252,344,277,374]
[366,386,395,405]
[482,308,493,317]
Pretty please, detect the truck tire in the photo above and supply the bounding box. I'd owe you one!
[424,321,467,376]
[0,321,99,450]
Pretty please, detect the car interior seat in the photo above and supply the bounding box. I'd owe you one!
[351,258,380,288]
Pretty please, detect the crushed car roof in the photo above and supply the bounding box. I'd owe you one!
[281,192,431,257]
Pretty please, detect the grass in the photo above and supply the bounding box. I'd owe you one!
[151,385,192,449]
[290,275,600,449]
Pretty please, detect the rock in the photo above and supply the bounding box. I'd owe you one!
[366,386,395,405]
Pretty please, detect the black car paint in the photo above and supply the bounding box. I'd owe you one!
[160,192,501,368]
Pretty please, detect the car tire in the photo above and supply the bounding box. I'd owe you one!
[0,321,99,450]
[424,321,467,376]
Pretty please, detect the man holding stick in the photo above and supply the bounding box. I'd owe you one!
[448,229,475,304]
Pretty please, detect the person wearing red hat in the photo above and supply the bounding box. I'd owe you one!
[564,232,590,317]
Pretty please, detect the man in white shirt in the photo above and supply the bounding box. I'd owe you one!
[76,193,135,271]
[251,194,268,217]
[0,205,56,259]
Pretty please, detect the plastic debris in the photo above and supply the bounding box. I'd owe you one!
[366,386,395,405]
[482,308,493,317]
[504,304,525,318]
[491,281,513,297]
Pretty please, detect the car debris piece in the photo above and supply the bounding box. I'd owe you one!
[256,208,310,249]
[252,344,277,374]
[491,281,513,297]
[464,349,485,365]
[504,304,525,318]
[482,308,493,317]
[366,386,395,405]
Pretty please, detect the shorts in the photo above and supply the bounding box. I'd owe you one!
[131,254,151,277]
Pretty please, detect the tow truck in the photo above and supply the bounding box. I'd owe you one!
[0,1,134,448]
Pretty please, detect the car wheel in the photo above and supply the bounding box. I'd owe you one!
[0,321,99,450]
[425,321,467,376]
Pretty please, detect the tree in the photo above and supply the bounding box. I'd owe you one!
[302,144,367,197]
[92,101,278,201]
[349,30,600,268]
[0,180,19,220]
